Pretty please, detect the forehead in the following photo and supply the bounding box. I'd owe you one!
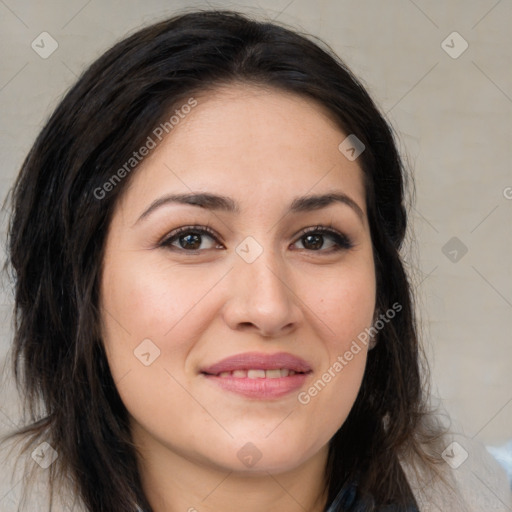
[172,83,352,168]
[118,83,367,218]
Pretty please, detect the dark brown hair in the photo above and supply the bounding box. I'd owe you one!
[2,8,451,511]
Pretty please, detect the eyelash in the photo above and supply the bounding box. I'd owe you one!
[159,224,354,254]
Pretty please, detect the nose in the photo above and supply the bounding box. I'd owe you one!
[221,246,302,338]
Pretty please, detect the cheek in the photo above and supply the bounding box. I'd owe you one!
[100,254,229,388]
[101,256,213,339]
[99,256,211,438]
[293,261,375,426]
[309,261,376,347]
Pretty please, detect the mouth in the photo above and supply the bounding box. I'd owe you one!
[200,352,313,399]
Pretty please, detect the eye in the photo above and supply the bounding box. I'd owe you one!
[292,225,353,252]
[159,224,353,254]
[159,225,223,252]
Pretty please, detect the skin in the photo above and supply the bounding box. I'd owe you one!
[100,83,377,512]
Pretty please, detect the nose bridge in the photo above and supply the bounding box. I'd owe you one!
[226,235,300,335]
[239,239,290,303]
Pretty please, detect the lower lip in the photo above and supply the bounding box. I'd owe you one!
[201,372,310,399]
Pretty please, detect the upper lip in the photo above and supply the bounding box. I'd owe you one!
[201,352,313,375]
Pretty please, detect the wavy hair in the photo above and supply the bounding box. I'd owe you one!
[2,9,452,511]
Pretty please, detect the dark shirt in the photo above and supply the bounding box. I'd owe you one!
[325,477,420,512]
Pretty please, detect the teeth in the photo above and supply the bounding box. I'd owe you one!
[215,368,298,378]
[247,369,266,379]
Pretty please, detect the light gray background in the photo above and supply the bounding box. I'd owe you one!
[0,0,511,503]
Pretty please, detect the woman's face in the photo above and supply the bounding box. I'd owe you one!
[100,84,376,477]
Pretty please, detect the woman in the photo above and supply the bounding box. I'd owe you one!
[0,8,493,512]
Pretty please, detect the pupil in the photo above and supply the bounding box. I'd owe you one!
[304,234,322,250]
[180,233,201,250]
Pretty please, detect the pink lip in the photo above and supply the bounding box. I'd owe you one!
[200,351,312,375]
[202,372,309,399]
[200,351,312,400]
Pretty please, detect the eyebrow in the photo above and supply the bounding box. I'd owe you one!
[135,191,365,225]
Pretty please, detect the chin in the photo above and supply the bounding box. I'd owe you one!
[214,434,324,474]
